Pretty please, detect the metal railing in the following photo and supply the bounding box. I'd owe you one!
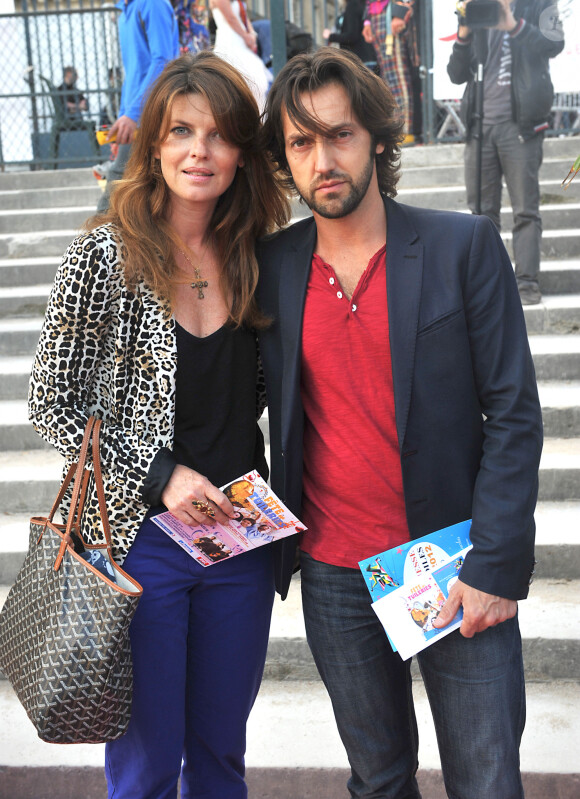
[1,0,121,170]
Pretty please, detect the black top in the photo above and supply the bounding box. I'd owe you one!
[328,0,377,65]
[140,321,268,506]
[173,321,262,488]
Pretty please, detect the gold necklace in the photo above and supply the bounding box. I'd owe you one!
[175,242,209,300]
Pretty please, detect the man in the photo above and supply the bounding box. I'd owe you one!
[96,0,179,212]
[448,0,564,305]
[58,66,88,121]
[257,48,542,799]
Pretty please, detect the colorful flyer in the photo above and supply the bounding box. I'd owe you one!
[152,470,306,567]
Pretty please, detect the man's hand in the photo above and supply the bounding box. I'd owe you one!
[495,0,517,31]
[456,0,472,38]
[432,579,517,638]
[391,17,407,35]
[108,115,137,145]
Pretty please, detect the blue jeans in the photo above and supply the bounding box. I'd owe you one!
[301,552,526,799]
[105,513,275,799]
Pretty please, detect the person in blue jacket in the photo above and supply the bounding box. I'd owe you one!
[97,0,179,212]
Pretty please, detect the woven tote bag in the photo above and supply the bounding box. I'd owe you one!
[0,417,143,743]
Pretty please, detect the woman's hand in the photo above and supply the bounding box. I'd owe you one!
[161,464,235,526]
[243,29,258,52]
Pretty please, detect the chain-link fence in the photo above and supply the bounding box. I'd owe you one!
[0,0,122,170]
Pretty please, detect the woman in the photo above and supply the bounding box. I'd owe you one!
[29,52,288,799]
[210,0,272,112]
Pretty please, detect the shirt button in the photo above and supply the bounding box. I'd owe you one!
[352,304,357,312]
[329,277,335,285]
[337,291,343,299]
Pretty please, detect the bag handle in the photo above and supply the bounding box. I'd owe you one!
[54,417,114,569]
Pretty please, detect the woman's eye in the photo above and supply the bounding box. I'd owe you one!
[171,126,189,136]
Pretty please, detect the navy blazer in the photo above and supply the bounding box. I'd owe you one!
[257,197,543,601]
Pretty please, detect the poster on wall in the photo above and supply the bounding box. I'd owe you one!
[432,0,579,100]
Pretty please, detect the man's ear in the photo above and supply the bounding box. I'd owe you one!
[375,141,385,155]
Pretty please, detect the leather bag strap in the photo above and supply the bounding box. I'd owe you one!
[54,416,113,569]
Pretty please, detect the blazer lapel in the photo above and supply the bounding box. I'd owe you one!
[279,220,317,449]
[385,197,423,449]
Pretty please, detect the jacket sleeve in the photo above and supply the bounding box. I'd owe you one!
[125,0,179,123]
[28,230,167,501]
[509,16,564,61]
[329,2,363,46]
[447,37,473,85]
[456,215,543,599]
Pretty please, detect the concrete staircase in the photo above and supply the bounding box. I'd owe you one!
[0,138,579,799]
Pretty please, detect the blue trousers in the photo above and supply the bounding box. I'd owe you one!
[105,514,275,799]
[301,552,526,799]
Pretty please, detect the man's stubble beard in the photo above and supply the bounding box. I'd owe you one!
[296,149,376,220]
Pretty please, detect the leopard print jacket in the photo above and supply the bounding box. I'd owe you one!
[29,224,267,564]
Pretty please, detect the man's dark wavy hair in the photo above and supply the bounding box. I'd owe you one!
[262,47,404,198]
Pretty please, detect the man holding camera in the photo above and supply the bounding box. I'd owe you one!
[448,0,564,305]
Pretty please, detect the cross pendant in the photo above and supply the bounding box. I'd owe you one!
[190,279,209,299]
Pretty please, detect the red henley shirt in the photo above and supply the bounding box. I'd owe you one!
[300,246,410,568]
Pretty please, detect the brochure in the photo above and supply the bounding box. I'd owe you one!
[358,520,472,659]
[358,519,472,600]
[371,546,472,661]
[151,470,306,567]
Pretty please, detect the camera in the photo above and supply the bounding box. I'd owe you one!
[459,0,501,29]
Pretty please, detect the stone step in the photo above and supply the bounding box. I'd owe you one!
[0,498,576,588]
[398,155,576,189]
[529,334,580,380]
[0,230,81,259]
[0,356,32,400]
[1,317,578,375]
[0,424,576,549]
[397,179,580,211]
[0,206,94,235]
[0,184,101,211]
[3,201,579,238]
[0,220,580,260]
[524,294,580,335]
[0,284,52,318]
[0,563,578,682]
[538,381,580,438]
[0,168,98,192]
[3,224,578,262]
[539,259,580,295]
[0,380,578,451]
[0,317,42,356]
[503,228,580,260]
[538,437,580,501]
[263,575,580,682]
[2,287,580,328]
[0,402,270,451]
[0,679,577,799]
[0,256,578,303]
[398,137,580,168]
[0,257,60,288]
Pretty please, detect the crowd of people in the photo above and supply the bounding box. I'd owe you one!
[26,0,565,796]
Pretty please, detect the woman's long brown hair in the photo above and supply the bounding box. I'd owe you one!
[88,52,289,328]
